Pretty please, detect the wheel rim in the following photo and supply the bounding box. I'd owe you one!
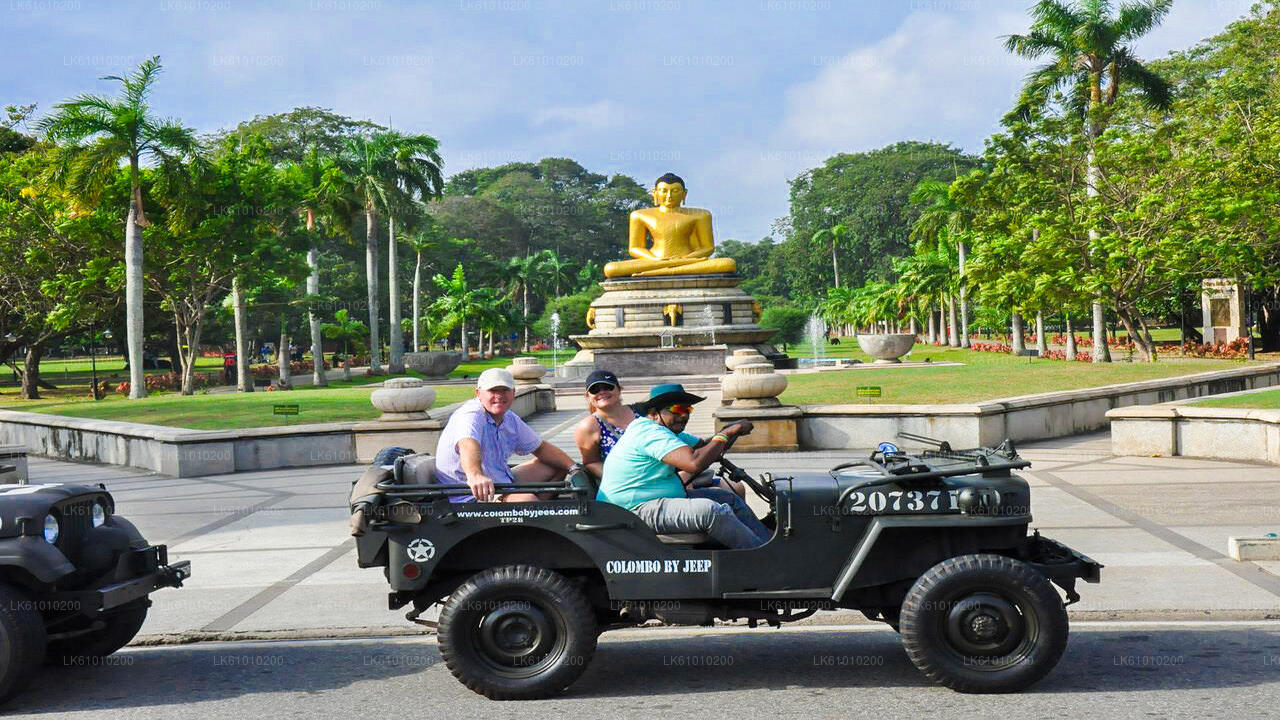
[939,590,1038,670]
[471,597,566,678]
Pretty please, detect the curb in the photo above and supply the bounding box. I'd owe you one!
[128,608,1280,647]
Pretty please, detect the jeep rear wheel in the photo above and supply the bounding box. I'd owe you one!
[899,554,1067,693]
[438,565,597,700]
[0,583,47,704]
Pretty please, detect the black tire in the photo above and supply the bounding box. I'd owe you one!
[0,583,47,704]
[438,565,597,700]
[899,554,1067,693]
[45,600,148,665]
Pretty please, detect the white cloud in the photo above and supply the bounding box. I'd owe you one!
[777,8,1032,153]
[532,100,624,131]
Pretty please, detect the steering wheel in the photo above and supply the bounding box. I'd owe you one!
[717,458,775,503]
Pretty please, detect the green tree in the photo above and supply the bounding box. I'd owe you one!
[340,130,443,374]
[784,142,981,297]
[1005,0,1174,361]
[320,308,368,381]
[429,264,488,358]
[760,306,810,352]
[38,56,201,398]
[0,139,119,398]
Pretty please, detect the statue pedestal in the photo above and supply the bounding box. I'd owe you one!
[569,274,780,376]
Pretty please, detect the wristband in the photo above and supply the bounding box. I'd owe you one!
[711,433,730,444]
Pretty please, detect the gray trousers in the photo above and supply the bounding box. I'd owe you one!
[631,496,765,549]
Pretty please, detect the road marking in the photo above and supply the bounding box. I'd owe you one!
[1031,468,1280,599]
[200,539,355,632]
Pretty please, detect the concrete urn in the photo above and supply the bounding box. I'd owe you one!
[507,357,548,385]
[403,351,463,379]
[856,333,916,364]
[369,377,437,421]
[721,362,788,408]
[725,348,767,372]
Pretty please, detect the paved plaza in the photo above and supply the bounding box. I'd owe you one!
[24,388,1280,642]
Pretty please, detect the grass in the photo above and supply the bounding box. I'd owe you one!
[450,349,562,378]
[778,345,1254,406]
[1188,387,1280,410]
[0,378,474,430]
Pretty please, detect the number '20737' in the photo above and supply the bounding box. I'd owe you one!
[845,489,967,514]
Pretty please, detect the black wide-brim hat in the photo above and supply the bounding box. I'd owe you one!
[636,383,705,414]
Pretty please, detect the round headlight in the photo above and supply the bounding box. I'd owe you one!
[43,513,60,544]
[92,501,107,528]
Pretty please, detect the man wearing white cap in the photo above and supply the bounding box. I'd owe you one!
[435,368,577,502]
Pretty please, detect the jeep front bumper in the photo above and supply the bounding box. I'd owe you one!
[54,544,192,613]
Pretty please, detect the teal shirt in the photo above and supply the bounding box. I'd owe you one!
[597,418,699,510]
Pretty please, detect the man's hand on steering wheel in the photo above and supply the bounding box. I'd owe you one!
[717,457,774,503]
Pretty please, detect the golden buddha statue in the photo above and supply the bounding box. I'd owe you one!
[603,173,737,278]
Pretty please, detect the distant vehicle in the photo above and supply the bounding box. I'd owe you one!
[0,483,191,703]
[352,439,1100,699]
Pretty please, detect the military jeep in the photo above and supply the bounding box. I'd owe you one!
[0,482,191,703]
[351,438,1100,700]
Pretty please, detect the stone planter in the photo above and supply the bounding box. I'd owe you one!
[856,333,915,363]
[508,356,548,385]
[721,362,788,408]
[370,377,437,421]
[725,348,767,372]
[404,351,462,379]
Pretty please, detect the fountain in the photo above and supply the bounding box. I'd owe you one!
[803,313,827,367]
[550,312,562,374]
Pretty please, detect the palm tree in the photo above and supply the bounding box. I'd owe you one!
[910,179,974,347]
[341,131,443,374]
[38,56,199,398]
[320,309,368,382]
[383,131,444,373]
[537,248,575,301]
[406,224,460,352]
[1004,0,1173,362]
[430,264,488,359]
[811,224,849,289]
[284,144,350,388]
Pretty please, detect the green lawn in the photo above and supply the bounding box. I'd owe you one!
[779,346,1250,405]
[1188,387,1280,410]
[449,349,562,378]
[0,380,474,430]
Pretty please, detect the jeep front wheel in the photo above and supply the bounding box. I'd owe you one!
[46,599,149,664]
[438,565,597,700]
[899,554,1068,693]
[0,582,47,704]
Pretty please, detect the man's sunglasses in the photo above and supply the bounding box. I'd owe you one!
[587,383,616,395]
[665,404,693,416]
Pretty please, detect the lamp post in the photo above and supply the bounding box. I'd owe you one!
[90,329,112,400]
[3,333,15,384]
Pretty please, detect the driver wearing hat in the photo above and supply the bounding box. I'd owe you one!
[597,383,769,549]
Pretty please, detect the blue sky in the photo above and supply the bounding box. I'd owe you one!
[1,0,1253,244]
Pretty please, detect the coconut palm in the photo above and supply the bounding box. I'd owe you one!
[538,248,575,300]
[430,264,488,359]
[283,143,351,388]
[811,224,849,289]
[320,309,368,382]
[38,56,200,398]
[340,130,443,374]
[383,131,444,373]
[1004,0,1173,361]
[910,179,975,347]
[506,253,543,352]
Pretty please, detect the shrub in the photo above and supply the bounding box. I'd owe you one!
[760,306,810,352]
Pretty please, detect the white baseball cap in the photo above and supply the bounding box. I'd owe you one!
[476,368,516,390]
